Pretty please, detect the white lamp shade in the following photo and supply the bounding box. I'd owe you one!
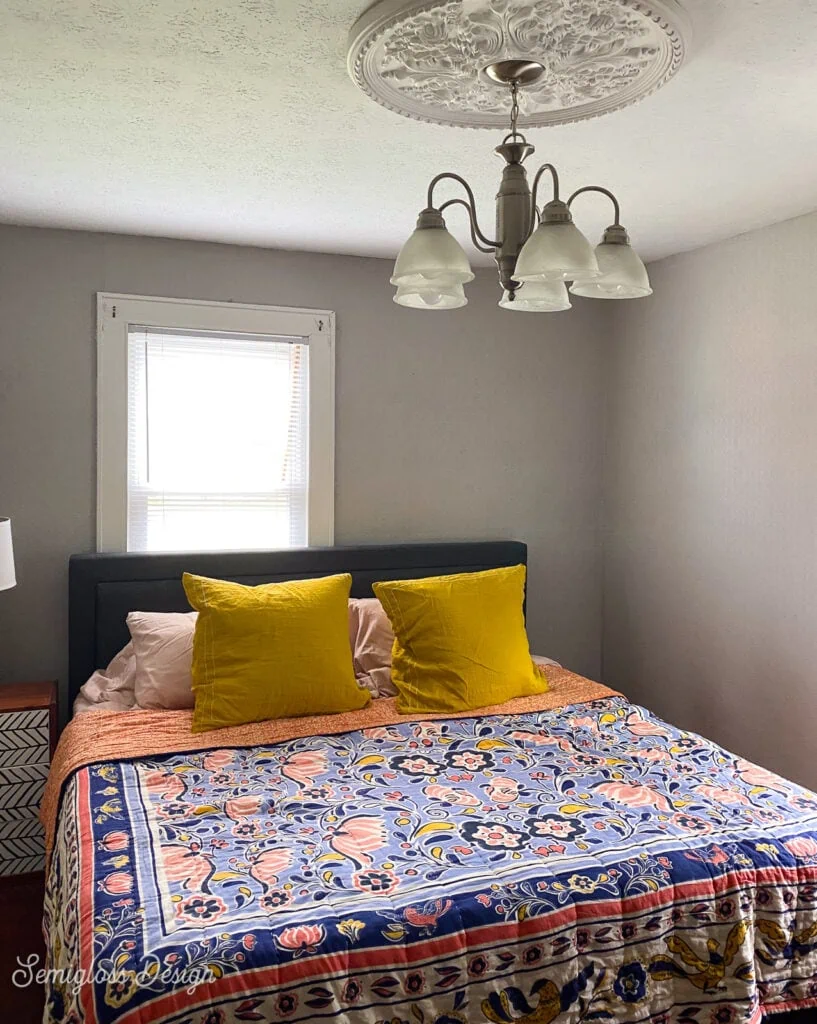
[499,280,571,312]
[0,519,15,592]
[570,242,652,299]
[391,227,474,286]
[514,221,600,283]
[393,279,467,310]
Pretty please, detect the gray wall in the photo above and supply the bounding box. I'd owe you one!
[604,211,817,789]
[3,216,816,786]
[0,224,607,712]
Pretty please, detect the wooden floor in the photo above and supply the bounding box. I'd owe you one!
[0,871,46,1023]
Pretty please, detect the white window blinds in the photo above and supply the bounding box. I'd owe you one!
[126,326,309,552]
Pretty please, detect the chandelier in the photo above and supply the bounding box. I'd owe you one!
[348,0,691,313]
[391,60,651,312]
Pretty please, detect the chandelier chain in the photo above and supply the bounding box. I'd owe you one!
[509,81,521,140]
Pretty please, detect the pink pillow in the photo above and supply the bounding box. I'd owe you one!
[127,611,198,710]
[348,597,397,698]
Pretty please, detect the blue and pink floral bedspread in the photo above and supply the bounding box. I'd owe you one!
[44,694,817,1024]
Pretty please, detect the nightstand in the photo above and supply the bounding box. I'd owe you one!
[0,682,57,876]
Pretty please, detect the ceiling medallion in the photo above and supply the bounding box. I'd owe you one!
[348,0,690,129]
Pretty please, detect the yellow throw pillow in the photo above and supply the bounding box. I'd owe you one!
[183,572,369,732]
[373,564,547,714]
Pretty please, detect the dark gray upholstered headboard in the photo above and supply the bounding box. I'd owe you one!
[68,541,527,710]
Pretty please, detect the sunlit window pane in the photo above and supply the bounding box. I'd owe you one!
[127,326,309,552]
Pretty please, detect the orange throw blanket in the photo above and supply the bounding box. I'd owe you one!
[41,667,616,857]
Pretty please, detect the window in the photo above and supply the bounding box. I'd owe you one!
[97,294,334,552]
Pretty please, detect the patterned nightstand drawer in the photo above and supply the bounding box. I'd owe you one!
[0,805,46,873]
[0,814,45,843]
[0,743,49,769]
[0,762,49,812]
[0,829,45,875]
[0,682,56,876]
[0,709,50,770]
[0,803,40,826]
[0,708,49,732]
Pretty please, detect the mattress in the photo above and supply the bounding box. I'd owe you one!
[41,667,817,1023]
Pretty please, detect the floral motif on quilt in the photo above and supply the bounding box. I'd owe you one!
[43,697,817,1023]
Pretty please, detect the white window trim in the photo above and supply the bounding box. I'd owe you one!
[96,293,335,552]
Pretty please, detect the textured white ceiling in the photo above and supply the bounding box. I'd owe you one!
[1,0,817,264]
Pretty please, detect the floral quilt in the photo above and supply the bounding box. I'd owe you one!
[44,695,817,1024]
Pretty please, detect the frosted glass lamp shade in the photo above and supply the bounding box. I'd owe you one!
[570,239,652,299]
[394,279,467,309]
[391,219,474,287]
[499,280,571,312]
[0,518,15,592]
[514,220,600,284]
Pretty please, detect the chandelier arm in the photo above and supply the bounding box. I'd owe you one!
[530,163,560,214]
[426,172,499,248]
[567,185,621,226]
[438,199,496,254]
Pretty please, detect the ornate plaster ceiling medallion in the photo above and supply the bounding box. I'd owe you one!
[347,0,690,129]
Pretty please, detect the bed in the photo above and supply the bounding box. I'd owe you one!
[42,542,817,1024]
